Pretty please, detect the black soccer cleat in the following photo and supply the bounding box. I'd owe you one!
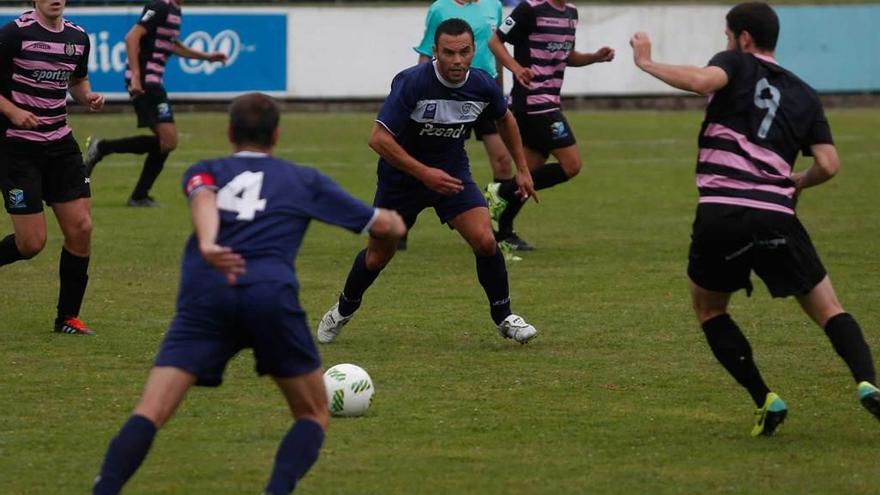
[498,232,536,251]
[127,196,162,208]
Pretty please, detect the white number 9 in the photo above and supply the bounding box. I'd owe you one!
[754,78,781,140]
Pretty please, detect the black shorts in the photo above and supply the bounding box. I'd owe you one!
[466,111,499,141]
[133,86,175,128]
[514,109,576,157]
[687,203,827,298]
[0,135,90,214]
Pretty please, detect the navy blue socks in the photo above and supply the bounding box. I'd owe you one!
[338,249,382,316]
[93,415,158,495]
[476,249,511,325]
[265,419,325,495]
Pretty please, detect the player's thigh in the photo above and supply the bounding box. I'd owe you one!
[480,133,513,178]
[8,212,47,256]
[244,283,322,385]
[795,276,844,327]
[134,366,197,428]
[549,143,582,176]
[752,212,827,299]
[154,285,240,387]
[448,205,496,255]
[1,146,46,216]
[689,278,733,324]
[273,369,329,427]
[686,204,754,296]
[51,198,92,255]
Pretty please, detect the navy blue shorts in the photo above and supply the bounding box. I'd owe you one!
[373,178,487,229]
[155,282,320,387]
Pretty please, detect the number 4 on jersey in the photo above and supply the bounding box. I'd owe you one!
[217,171,266,221]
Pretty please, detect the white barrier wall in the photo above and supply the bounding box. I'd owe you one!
[287,5,730,98]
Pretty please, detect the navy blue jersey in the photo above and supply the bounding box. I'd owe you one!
[179,152,377,296]
[375,61,508,188]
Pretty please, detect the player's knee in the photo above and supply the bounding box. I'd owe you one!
[693,303,726,325]
[134,402,172,428]
[472,233,498,257]
[65,216,93,253]
[560,158,582,178]
[17,233,46,259]
[158,135,178,154]
[492,155,513,178]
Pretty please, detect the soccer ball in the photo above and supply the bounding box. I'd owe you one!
[323,363,374,417]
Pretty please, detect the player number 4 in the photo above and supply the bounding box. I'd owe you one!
[754,78,781,140]
[217,171,266,221]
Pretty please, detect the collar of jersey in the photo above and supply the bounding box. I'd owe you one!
[234,151,269,158]
[433,60,469,89]
[751,53,779,65]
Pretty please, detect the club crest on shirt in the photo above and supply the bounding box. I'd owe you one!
[64,43,76,56]
[422,102,437,120]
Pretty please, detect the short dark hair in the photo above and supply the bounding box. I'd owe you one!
[434,18,474,47]
[229,92,280,147]
[726,2,780,51]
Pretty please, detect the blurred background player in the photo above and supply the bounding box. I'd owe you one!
[83,0,226,207]
[488,0,614,251]
[630,1,880,436]
[410,0,511,252]
[0,0,104,335]
[316,19,539,346]
[92,93,406,494]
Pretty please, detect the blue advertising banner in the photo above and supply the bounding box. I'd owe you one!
[0,8,287,98]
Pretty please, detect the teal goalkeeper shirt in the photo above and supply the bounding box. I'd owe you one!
[414,0,503,78]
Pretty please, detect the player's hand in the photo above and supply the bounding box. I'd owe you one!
[207,52,228,64]
[86,92,105,112]
[128,80,145,98]
[199,243,246,285]
[514,66,534,87]
[419,167,464,195]
[630,32,653,69]
[515,169,539,204]
[593,46,616,64]
[8,107,39,129]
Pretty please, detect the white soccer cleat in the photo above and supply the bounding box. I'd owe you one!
[316,302,354,344]
[497,314,537,344]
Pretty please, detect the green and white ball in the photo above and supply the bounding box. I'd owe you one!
[323,363,374,417]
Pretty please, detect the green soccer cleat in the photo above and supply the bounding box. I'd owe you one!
[857,381,880,420]
[751,392,787,437]
[498,240,522,262]
[484,182,507,229]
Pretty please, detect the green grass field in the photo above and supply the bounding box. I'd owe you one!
[1,108,879,494]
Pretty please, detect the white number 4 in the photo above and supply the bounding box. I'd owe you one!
[754,78,781,139]
[217,171,266,221]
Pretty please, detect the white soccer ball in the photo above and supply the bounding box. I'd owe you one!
[323,363,374,417]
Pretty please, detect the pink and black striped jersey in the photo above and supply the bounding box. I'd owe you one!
[125,0,181,88]
[697,51,834,216]
[497,0,577,115]
[0,11,89,143]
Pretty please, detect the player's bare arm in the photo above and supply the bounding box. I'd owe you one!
[630,32,728,96]
[489,33,533,87]
[68,77,105,112]
[189,188,245,285]
[567,46,615,67]
[172,39,227,63]
[792,144,840,191]
[0,94,38,129]
[124,24,147,96]
[495,110,538,203]
[368,123,464,195]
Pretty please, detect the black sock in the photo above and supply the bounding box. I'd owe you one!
[702,314,771,407]
[99,135,159,156]
[495,179,524,239]
[0,234,24,266]
[475,249,511,325]
[338,249,383,316]
[94,415,157,495]
[824,313,876,384]
[532,162,570,191]
[57,248,89,320]
[492,176,508,183]
[131,151,169,200]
